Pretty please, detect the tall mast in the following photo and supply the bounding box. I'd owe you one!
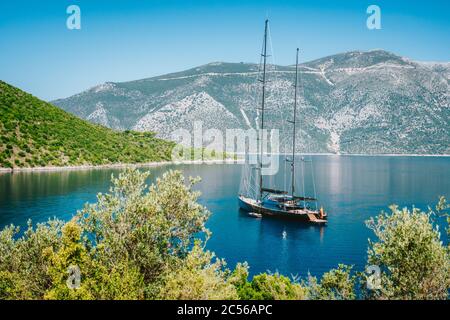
[291,48,299,197]
[258,19,269,201]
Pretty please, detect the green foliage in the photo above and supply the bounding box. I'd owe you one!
[43,221,144,300]
[364,205,449,300]
[0,220,65,299]
[172,145,233,162]
[0,81,174,168]
[0,168,210,299]
[232,263,307,300]
[77,168,210,298]
[159,241,238,300]
[304,265,356,300]
[436,196,450,236]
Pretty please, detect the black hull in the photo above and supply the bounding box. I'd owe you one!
[238,196,327,224]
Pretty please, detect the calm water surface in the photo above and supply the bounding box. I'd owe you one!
[0,156,449,277]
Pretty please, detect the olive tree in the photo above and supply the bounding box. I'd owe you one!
[159,241,238,300]
[364,205,449,300]
[0,168,213,299]
[305,264,356,300]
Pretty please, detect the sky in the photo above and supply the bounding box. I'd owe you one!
[0,0,449,101]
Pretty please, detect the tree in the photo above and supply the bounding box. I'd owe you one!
[0,220,64,299]
[231,263,307,300]
[76,168,211,298]
[0,168,212,300]
[159,241,238,300]
[364,205,449,300]
[43,221,144,300]
[436,196,450,236]
[304,265,356,300]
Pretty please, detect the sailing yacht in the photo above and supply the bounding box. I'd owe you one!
[238,19,328,224]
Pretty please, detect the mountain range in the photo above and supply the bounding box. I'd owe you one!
[52,50,450,154]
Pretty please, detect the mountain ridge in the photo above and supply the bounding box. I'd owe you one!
[52,50,450,155]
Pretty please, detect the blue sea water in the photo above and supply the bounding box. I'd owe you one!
[0,156,448,278]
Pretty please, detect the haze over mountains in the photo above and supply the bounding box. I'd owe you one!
[52,50,450,155]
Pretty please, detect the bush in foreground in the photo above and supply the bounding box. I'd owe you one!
[363,205,449,299]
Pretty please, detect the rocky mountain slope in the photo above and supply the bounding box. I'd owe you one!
[52,50,450,154]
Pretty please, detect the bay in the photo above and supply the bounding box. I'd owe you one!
[1,155,448,278]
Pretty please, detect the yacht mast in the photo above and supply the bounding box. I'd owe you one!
[259,19,269,201]
[291,48,299,197]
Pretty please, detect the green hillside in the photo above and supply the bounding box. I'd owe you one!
[0,81,174,169]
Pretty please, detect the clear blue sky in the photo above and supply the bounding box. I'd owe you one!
[0,0,449,101]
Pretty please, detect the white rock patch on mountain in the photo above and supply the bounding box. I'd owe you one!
[133,92,241,142]
[87,102,109,126]
[85,102,124,129]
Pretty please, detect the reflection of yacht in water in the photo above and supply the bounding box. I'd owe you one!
[238,19,327,224]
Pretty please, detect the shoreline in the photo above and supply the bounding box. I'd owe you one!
[239,153,450,157]
[1,153,449,174]
[0,159,244,174]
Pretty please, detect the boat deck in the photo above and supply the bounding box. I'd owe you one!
[239,195,327,224]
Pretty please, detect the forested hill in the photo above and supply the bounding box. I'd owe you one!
[0,81,174,169]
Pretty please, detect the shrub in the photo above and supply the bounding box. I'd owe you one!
[76,169,211,298]
[232,263,307,300]
[43,221,145,300]
[159,242,238,300]
[304,265,356,300]
[0,169,211,299]
[0,220,65,299]
[363,205,449,300]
